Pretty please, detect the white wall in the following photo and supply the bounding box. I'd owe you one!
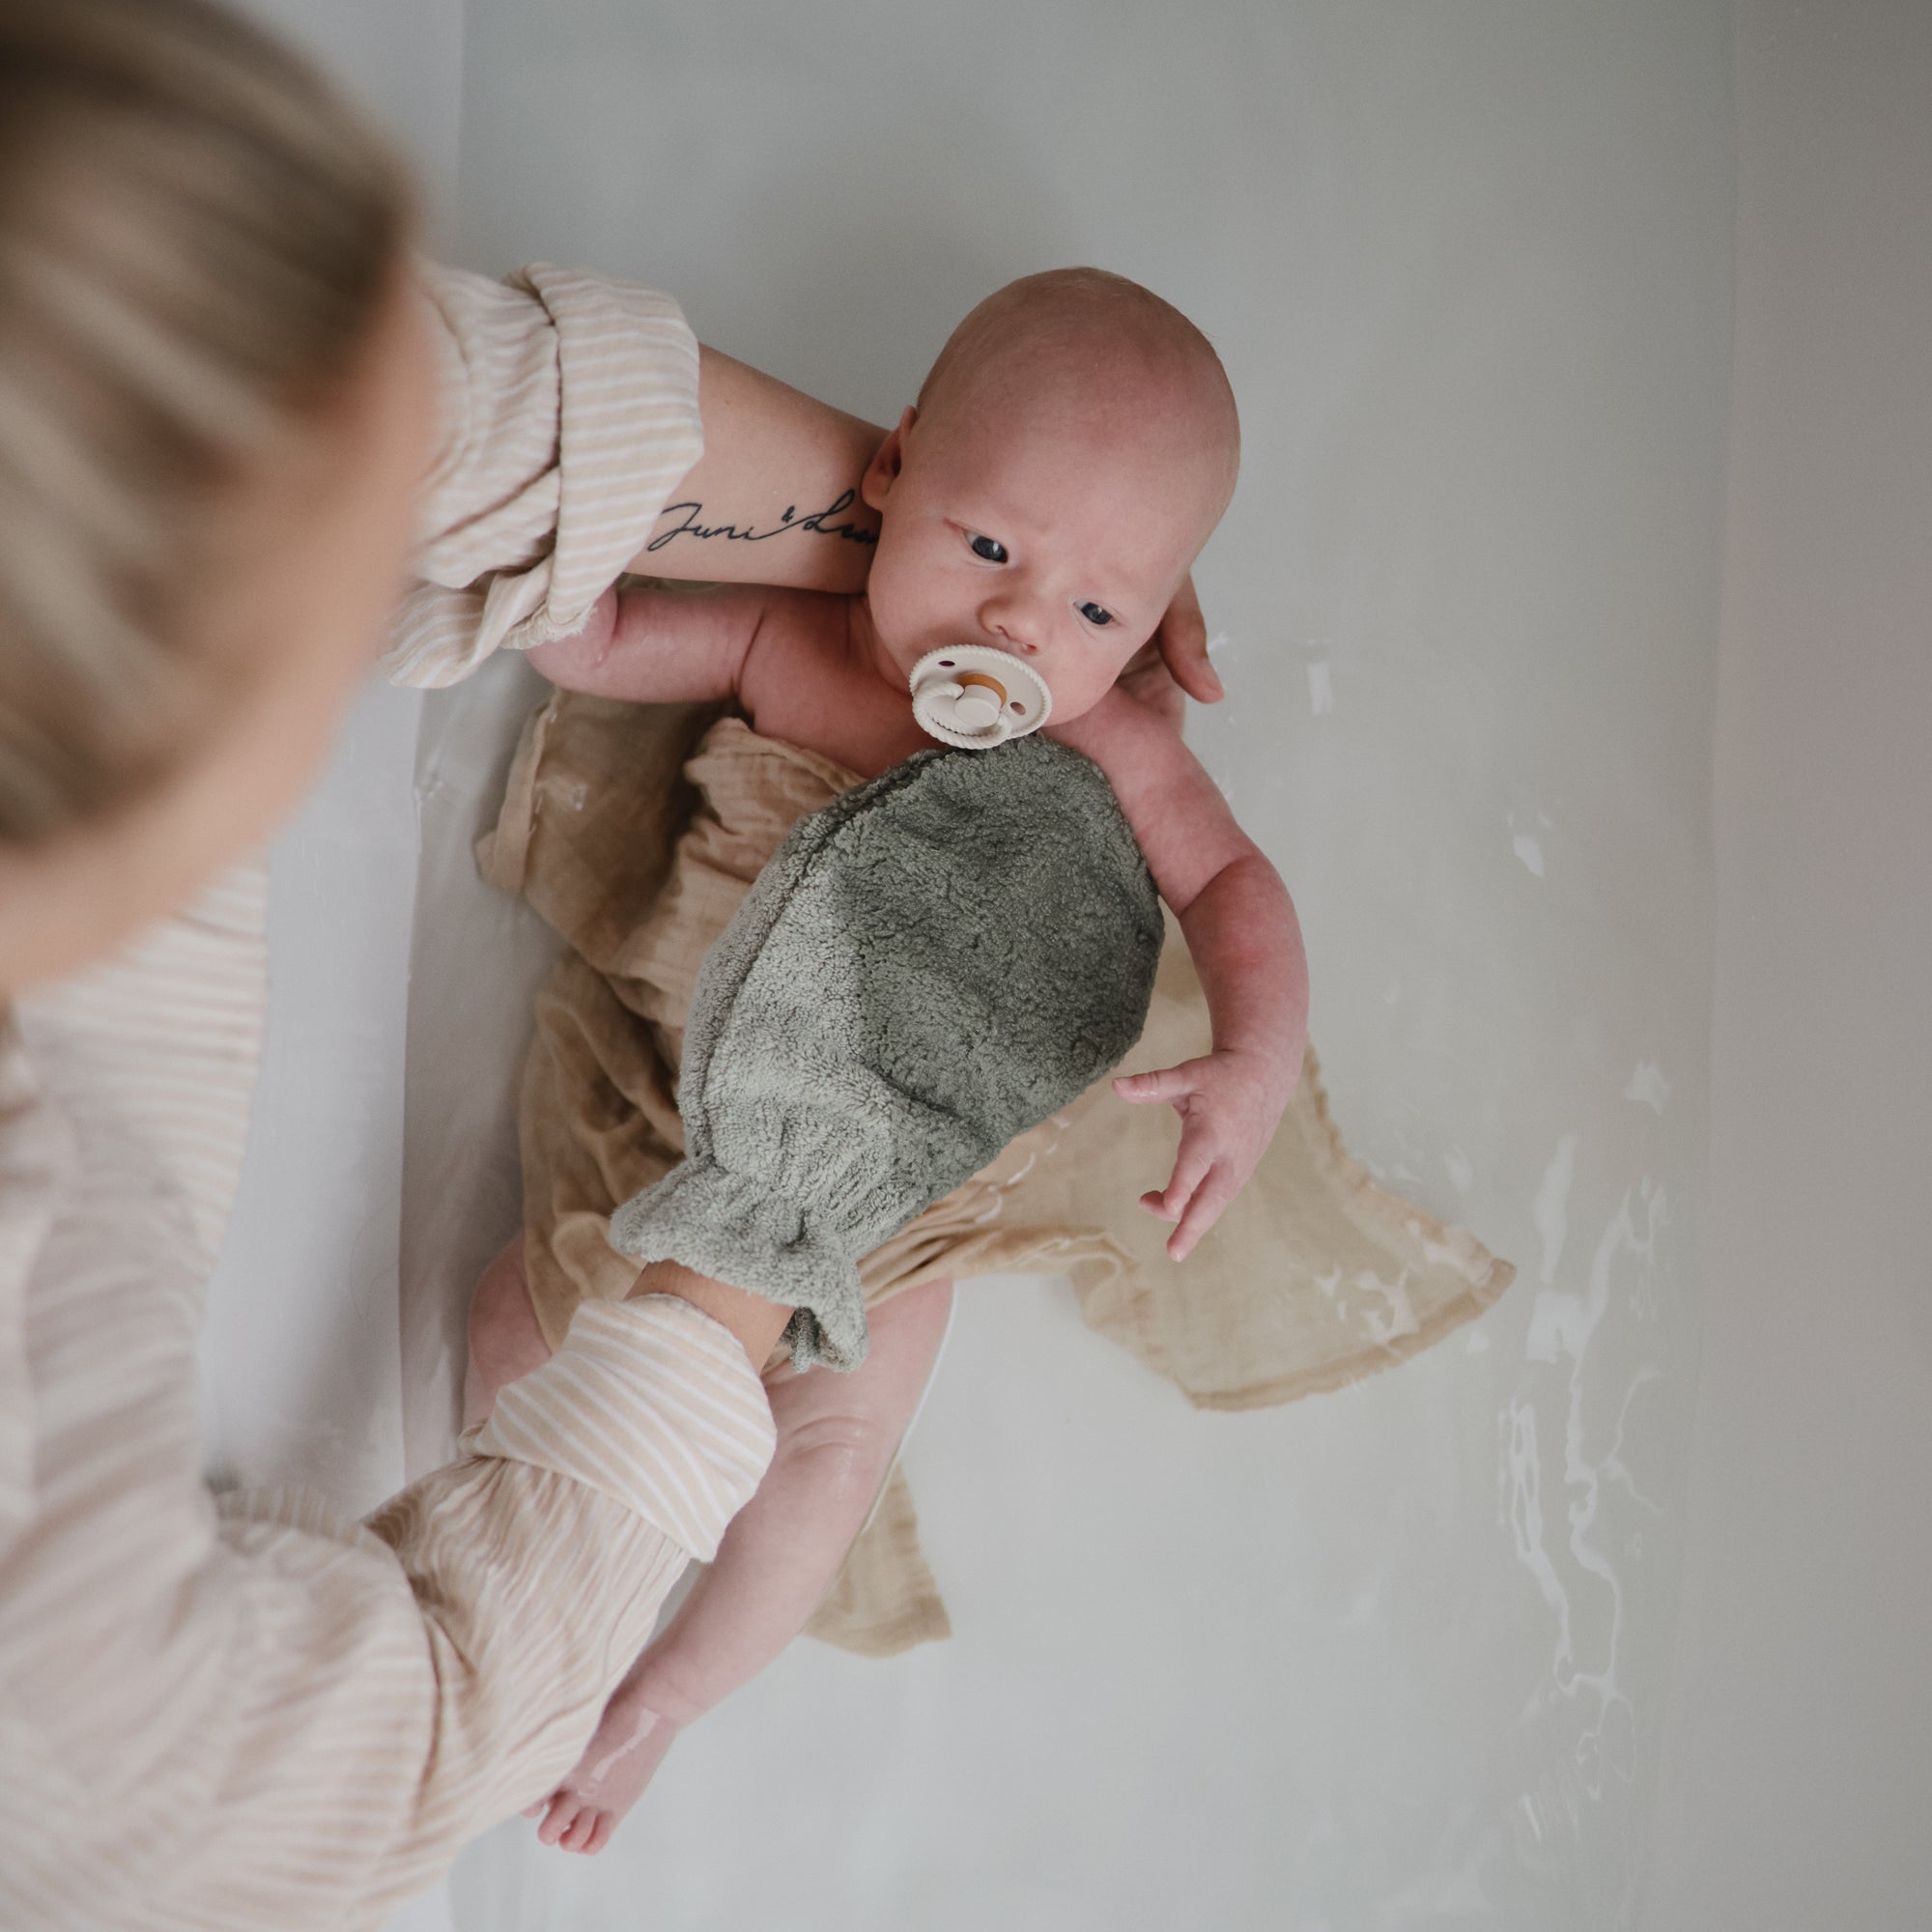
[1644,5,1932,1926]
[243,0,467,225]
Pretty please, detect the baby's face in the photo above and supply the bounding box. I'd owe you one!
[859,395,1224,724]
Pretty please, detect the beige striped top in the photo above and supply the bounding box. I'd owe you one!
[0,264,772,1930]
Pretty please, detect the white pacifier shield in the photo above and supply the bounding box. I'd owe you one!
[908,644,1053,751]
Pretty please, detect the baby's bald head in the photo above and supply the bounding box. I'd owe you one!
[859,270,1239,724]
[916,268,1239,532]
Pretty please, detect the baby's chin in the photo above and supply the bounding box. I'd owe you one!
[863,624,926,694]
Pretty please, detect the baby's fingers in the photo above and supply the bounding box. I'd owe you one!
[1141,1114,1217,1226]
[1167,1161,1238,1263]
[1114,1062,1202,1107]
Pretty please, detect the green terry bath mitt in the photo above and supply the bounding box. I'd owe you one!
[609,734,1163,1370]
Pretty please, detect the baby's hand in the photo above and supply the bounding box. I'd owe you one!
[1113,1047,1290,1262]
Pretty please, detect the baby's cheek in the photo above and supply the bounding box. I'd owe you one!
[1072,642,1151,714]
[883,583,964,672]
[1037,662,1113,724]
[861,539,927,645]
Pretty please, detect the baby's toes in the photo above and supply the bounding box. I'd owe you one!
[561,1804,611,1855]
[535,1792,582,1848]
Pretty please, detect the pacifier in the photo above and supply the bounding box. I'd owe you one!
[908,644,1052,750]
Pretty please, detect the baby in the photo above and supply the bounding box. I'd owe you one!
[485,268,1310,1851]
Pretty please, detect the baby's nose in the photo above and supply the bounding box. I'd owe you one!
[982,601,1044,655]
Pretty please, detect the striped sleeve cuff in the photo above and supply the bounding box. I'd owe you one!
[469,1295,776,1561]
[0,1032,64,1551]
[524,262,705,625]
[384,260,705,689]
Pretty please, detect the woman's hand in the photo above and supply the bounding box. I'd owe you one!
[1149,573,1223,705]
[1116,574,1221,728]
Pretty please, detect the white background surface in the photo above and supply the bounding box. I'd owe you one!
[1644,5,1932,1928]
[184,2,1932,1927]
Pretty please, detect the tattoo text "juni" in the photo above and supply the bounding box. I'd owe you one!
[643,488,878,554]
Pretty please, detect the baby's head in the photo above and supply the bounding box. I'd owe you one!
[859,269,1238,724]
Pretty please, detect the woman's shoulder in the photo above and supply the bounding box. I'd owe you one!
[0,1020,72,1287]
[9,858,268,1265]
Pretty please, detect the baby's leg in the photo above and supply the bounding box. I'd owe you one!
[530,1275,955,1855]
[463,1236,553,1430]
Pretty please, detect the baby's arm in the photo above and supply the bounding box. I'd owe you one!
[1053,692,1309,1261]
[522,580,779,703]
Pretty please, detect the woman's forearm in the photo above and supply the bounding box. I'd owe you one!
[630,345,884,592]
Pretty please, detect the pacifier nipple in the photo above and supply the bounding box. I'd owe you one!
[952,673,1006,732]
[909,645,1053,751]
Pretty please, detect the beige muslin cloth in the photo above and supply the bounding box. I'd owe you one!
[478,695,1515,1656]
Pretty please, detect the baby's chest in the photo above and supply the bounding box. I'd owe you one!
[743,619,933,781]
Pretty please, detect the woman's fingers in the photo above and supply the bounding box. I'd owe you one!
[1151,572,1223,704]
[1116,640,1187,727]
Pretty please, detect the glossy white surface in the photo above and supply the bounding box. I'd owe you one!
[1645,6,1932,1927]
[193,3,1747,1926]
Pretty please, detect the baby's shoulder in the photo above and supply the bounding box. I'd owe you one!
[1047,690,1263,914]
[740,585,859,683]
[1051,685,1198,789]
[736,588,896,748]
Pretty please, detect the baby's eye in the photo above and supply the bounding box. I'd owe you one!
[1078,602,1116,627]
[967,532,1009,563]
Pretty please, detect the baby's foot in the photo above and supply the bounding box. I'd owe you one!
[526,1691,682,1855]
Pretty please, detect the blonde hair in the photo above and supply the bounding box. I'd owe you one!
[0,0,412,844]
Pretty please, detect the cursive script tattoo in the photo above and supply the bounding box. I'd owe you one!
[643,487,878,554]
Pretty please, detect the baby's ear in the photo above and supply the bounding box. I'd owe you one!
[860,406,918,511]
